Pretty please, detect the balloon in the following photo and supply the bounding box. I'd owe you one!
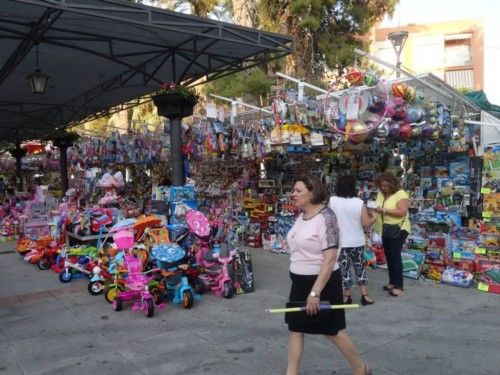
[349,122,368,144]
[368,95,385,113]
[391,82,408,97]
[376,120,390,139]
[411,90,425,104]
[346,70,365,86]
[421,123,434,138]
[399,123,412,140]
[336,112,347,130]
[384,99,396,118]
[389,121,400,138]
[364,71,378,87]
[410,122,423,137]
[407,106,425,123]
[404,86,416,102]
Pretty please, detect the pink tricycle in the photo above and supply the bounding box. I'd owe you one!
[186,210,236,298]
[111,230,157,318]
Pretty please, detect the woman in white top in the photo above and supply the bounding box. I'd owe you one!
[329,174,376,306]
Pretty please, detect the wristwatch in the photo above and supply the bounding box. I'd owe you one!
[309,290,320,298]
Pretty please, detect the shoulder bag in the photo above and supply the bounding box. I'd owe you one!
[381,197,405,239]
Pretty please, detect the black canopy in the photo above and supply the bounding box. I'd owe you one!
[0,0,293,142]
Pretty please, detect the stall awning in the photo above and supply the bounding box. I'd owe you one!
[0,0,293,142]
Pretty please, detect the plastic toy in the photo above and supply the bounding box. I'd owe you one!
[110,230,159,317]
[112,254,158,317]
[186,209,236,298]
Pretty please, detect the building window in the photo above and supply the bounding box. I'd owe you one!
[445,69,474,90]
[444,33,472,66]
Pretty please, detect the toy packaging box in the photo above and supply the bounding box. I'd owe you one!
[441,267,473,288]
[434,166,449,177]
[476,260,500,292]
[233,250,255,294]
[420,166,433,178]
[402,251,425,279]
[169,186,196,203]
[449,160,469,177]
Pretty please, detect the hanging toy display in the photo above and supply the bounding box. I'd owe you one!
[324,70,388,145]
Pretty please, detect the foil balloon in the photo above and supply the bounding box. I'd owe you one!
[391,82,408,97]
[363,71,378,87]
[346,70,365,86]
[399,123,412,140]
[411,90,425,104]
[392,97,407,120]
[389,121,400,138]
[431,130,440,140]
[367,112,382,125]
[384,99,396,118]
[410,122,423,137]
[368,95,385,113]
[404,86,416,102]
[376,120,390,139]
[407,106,425,123]
[336,112,347,130]
[349,121,368,144]
[421,123,434,138]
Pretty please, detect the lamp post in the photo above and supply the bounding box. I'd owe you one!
[388,31,409,78]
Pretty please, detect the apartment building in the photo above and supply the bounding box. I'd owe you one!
[371,19,484,92]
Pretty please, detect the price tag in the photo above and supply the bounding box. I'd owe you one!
[481,187,491,194]
[475,247,487,255]
[482,211,493,218]
[483,218,491,222]
[477,283,489,292]
[453,252,461,259]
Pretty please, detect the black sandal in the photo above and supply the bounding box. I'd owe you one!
[382,285,394,291]
[361,294,374,306]
[388,289,404,297]
[343,295,352,304]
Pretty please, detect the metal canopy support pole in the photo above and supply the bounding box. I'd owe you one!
[275,72,328,95]
[209,93,273,114]
[169,117,184,186]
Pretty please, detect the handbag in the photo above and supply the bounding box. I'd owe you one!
[381,198,405,239]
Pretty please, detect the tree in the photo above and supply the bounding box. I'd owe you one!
[256,0,397,80]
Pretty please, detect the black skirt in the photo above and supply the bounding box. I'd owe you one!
[285,269,346,335]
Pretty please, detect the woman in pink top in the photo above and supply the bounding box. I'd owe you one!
[285,175,371,375]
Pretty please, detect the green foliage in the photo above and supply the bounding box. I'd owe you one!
[257,0,398,80]
[158,83,199,104]
[203,68,273,101]
[457,87,473,94]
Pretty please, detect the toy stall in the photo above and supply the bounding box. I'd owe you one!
[166,70,500,294]
[1,67,499,298]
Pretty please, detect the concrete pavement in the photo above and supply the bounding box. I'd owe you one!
[0,241,499,375]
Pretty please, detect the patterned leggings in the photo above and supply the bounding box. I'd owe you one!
[338,246,367,289]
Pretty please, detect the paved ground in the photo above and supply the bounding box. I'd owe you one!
[0,241,499,375]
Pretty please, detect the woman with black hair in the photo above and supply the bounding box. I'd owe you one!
[329,174,376,306]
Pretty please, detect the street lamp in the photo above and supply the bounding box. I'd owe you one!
[388,30,409,78]
[27,43,49,94]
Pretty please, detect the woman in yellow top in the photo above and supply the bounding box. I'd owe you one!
[373,173,411,297]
